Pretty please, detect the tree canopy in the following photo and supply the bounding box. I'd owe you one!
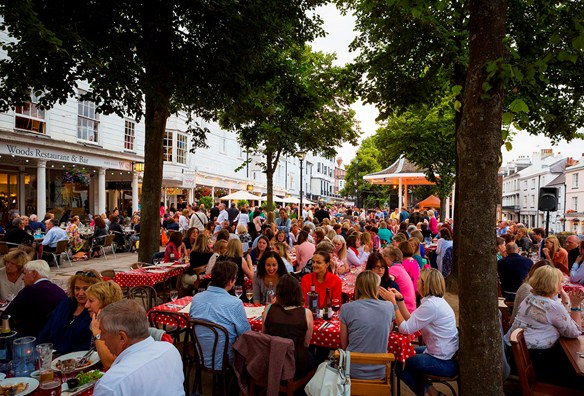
[0,0,325,262]
[219,45,360,213]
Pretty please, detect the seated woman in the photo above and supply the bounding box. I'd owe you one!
[183,227,199,253]
[270,241,294,272]
[205,239,228,276]
[90,216,108,258]
[37,270,102,354]
[163,230,187,263]
[365,252,400,291]
[510,260,553,324]
[188,233,214,268]
[388,268,459,396]
[66,216,87,259]
[331,235,349,275]
[220,239,254,301]
[84,281,124,370]
[569,240,584,285]
[295,231,315,271]
[542,235,569,275]
[0,250,27,301]
[340,271,394,380]
[262,274,314,378]
[253,251,288,304]
[505,265,584,387]
[108,215,125,251]
[300,251,342,309]
[249,235,269,265]
[346,234,369,268]
[399,240,420,293]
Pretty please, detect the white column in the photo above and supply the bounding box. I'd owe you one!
[132,171,139,215]
[18,166,26,214]
[98,168,106,215]
[398,178,403,210]
[446,196,451,219]
[404,184,409,209]
[92,175,99,215]
[450,183,455,220]
[37,161,47,217]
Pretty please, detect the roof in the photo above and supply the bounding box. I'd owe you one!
[546,173,565,187]
[363,157,435,186]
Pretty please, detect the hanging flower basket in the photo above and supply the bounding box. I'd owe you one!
[215,189,227,198]
[62,167,91,186]
[194,186,212,199]
[559,218,565,222]
[571,218,580,223]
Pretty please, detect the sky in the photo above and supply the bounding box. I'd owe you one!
[310,4,584,167]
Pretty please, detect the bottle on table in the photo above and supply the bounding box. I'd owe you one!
[307,285,319,318]
[266,282,275,305]
[0,314,16,362]
[322,288,333,320]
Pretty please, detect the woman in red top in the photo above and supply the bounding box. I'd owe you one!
[301,251,342,309]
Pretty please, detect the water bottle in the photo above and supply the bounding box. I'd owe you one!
[266,282,275,305]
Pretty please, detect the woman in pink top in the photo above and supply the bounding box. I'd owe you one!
[428,210,438,235]
[295,230,315,271]
[398,241,420,293]
[384,246,416,312]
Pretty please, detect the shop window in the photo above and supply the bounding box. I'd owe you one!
[163,131,173,162]
[176,133,187,165]
[78,95,99,143]
[573,173,579,189]
[124,120,135,151]
[15,92,46,134]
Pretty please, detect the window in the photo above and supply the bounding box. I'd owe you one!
[15,92,46,134]
[222,137,226,153]
[523,180,527,190]
[573,173,579,189]
[163,131,173,162]
[77,96,99,142]
[176,133,187,164]
[124,120,135,151]
[531,195,535,208]
[574,197,579,212]
[524,196,528,207]
[531,179,535,189]
[317,163,321,173]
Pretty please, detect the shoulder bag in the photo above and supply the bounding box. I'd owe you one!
[305,349,350,396]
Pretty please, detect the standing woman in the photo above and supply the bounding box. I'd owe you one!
[542,235,569,275]
[340,271,395,379]
[253,251,288,304]
[388,268,459,396]
[37,270,102,354]
[249,235,270,265]
[515,227,532,252]
[295,230,316,271]
[427,210,438,236]
[178,209,190,233]
[262,274,314,378]
[300,251,342,309]
[346,233,369,268]
[331,235,349,275]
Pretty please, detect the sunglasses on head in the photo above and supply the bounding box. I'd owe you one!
[76,271,98,278]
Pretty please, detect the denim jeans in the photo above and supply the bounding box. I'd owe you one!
[396,346,458,396]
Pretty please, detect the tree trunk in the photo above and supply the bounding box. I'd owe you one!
[457,0,506,394]
[137,1,172,264]
[266,151,274,214]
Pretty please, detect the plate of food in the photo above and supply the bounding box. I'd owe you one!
[51,350,100,372]
[0,377,39,396]
[61,370,104,395]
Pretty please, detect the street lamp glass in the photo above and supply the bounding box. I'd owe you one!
[295,151,307,161]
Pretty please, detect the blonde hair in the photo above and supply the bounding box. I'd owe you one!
[213,239,228,253]
[68,270,102,294]
[332,235,347,260]
[360,231,371,246]
[86,281,123,308]
[225,238,243,258]
[418,268,445,297]
[193,234,212,253]
[3,250,29,271]
[354,270,380,300]
[545,236,560,257]
[529,265,562,296]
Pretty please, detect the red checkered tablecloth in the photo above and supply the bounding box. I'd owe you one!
[563,280,584,293]
[114,263,189,287]
[149,298,415,364]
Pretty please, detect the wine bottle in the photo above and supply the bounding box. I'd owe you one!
[266,281,275,305]
[307,285,319,318]
[323,288,333,320]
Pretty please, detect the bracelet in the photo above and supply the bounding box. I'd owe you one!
[396,297,404,302]
[571,307,582,312]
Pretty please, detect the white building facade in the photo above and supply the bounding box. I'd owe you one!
[564,155,584,234]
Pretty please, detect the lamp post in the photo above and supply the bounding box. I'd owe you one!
[296,151,307,221]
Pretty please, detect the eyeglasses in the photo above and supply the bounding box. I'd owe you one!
[76,271,98,278]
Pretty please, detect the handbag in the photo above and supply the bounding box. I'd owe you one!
[305,349,350,396]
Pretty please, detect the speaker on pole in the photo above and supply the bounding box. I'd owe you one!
[538,187,558,212]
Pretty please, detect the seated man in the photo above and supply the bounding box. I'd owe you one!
[565,235,581,267]
[4,260,67,336]
[497,242,533,301]
[4,217,34,246]
[41,218,68,257]
[189,260,251,369]
[93,299,184,396]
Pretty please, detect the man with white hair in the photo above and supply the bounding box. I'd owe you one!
[27,214,45,233]
[4,260,66,336]
[93,299,184,396]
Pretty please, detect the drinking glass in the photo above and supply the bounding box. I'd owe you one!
[36,343,53,370]
[234,286,243,299]
[170,290,179,302]
[60,358,77,382]
[39,378,62,396]
[331,299,341,316]
[246,289,254,302]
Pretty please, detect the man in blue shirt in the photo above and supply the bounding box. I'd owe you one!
[41,219,69,265]
[190,260,250,369]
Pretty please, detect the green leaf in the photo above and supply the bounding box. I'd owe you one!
[557,50,578,64]
[502,128,509,141]
[573,34,584,50]
[454,100,462,112]
[502,112,513,125]
[509,99,529,113]
[504,141,513,151]
[482,82,492,92]
[451,85,462,96]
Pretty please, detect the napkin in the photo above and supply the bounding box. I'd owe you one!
[178,303,191,314]
[244,306,265,319]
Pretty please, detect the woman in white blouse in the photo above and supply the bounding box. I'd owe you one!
[346,233,369,268]
[505,265,583,387]
[0,249,27,301]
[385,268,458,396]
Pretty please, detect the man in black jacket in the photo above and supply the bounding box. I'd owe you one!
[497,242,533,301]
[408,204,424,226]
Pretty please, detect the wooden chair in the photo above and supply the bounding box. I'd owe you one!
[50,239,72,269]
[509,328,582,396]
[334,350,395,396]
[422,371,459,396]
[127,285,158,311]
[187,319,231,396]
[0,242,9,256]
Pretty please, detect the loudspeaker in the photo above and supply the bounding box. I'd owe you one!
[538,187,558,211]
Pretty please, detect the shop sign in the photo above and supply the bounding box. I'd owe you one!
[1,143,133,171]
[183,175,196,187]
[107,181,133,190]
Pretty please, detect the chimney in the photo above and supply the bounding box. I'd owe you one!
[566,157,574,167]
[540,148,553,159]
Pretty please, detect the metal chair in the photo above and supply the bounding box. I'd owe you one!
[99,234,116,259]
[50,239,72,269]
[127,285,158,311]
[187,319,231,396]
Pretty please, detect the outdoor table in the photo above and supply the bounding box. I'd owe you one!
[338,265,363,301]
[113,262,189,288]
[559,335,584,377]
[562,279,584,294]
[149,297,416,364]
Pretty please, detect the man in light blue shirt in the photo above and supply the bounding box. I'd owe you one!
[41,219,68,250]
[190,260,250,369]
[94,299,184,396]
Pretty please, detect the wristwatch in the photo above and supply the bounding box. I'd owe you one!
[94,333,102,340]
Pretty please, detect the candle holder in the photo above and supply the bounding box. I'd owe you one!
[12,336,36,377]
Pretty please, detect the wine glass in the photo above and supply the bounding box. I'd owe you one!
[331,299,341,316]
[170,290,179,303]
[136,262,143,270]
[235,286,243,299]
[246,289,254,302]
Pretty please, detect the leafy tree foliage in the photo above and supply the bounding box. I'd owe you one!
[219,46,359,214]
[0,0,324,261]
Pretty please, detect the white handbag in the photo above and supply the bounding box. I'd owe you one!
[305,349,351,396]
